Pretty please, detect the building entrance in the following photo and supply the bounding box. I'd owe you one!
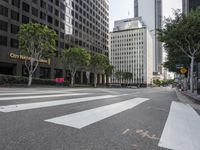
[0,62,16,75]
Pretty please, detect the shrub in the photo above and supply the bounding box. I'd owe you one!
[0,74,69,86]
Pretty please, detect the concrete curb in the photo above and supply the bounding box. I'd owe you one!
[180,90,200,104]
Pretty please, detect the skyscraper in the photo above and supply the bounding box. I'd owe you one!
[109,18,153,86]
[182,0,200,13]
[0,0,109,84]
[134,0,162,74]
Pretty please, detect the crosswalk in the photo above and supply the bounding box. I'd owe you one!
[45,97,149,129]
[0,89,200,150]
[158,101,200,150]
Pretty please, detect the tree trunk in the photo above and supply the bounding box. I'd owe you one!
[70,72,75,87]
[190,56,194,93]
[183,76,187,91]
[94,73,97,88]
[28,73,32,87]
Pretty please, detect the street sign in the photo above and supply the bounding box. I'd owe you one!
[176,64,184,69]
[180,67,187,74]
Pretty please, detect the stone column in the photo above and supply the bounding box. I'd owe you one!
[16,63,22,76]
[104,74,107,84]
[80,71,83,84]
[99,74,102,84]
[86,71,90,84]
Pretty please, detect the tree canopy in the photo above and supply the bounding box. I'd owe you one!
[61,47,91,87]
[90,53,109,87]
[158,9,200,92]
[18,23,57,86]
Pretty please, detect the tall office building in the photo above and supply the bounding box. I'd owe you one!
[0,0,109,84]
[134,0,162,74]
[182,0,200,13]
[109,18,153,86]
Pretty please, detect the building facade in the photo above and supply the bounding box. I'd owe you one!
[134,0,162,74]
[182,0,200,13]
[0,0,109,84]
[109,18,153,86]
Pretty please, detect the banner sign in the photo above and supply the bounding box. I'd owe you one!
[9,53,51,65]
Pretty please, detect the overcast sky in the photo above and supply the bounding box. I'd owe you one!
[109,0,182,31]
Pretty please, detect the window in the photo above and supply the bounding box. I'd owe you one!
[48,5,53,13]
[60,3,65,10]
[11,24,19,34]
[0,20,8,32]
[55,9,59,16]
[55,0,59,6]
[22,2,30,12]
[60,32,64,39]
[11,10,19,21]
[40,0,46,9]
[22,15,29,24]
[32,7,38,17]
[0,35,7,46]
[60,12,65,20]
[47,15,52,24]
[40,67,50,79]
[60,22,64,29]
[0,5,8,17]
[60,42,64,49]
[12,0,20,8]
[54,19,59,27]
[10,38,19,48]
[40,11,46,20]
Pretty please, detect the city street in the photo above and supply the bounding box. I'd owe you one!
[0,87,200,150]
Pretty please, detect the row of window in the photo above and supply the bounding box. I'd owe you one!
[0,34,107,54]
[0,21,19,34]
[0,6,65,29]
[2,0,62,10]
[0,35,19,48]
[111,33,144,39]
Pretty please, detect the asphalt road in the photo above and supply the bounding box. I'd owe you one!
[0,87,199,150]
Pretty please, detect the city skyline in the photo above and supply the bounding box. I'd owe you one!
[109,0,182,31]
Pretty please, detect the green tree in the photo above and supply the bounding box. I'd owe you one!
[90,54,108,88]
[115,71,123,83]
[61,48,91,87]
[123,72,133,84]
[18,23,57,86]
[153,79,161,86]
[105,64,114,85]
[158,9,200,92]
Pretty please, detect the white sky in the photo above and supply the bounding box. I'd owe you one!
[109,0,182,31]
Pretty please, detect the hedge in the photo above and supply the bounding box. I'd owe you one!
[0,74,69,86]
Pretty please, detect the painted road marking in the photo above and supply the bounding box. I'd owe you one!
[158,101,200,150]
[0,89,87,96]
[0,92,71,96]
[0,95,125,112]
[122,129,130,135]
[45,98,149,129]
[0,93,90,101]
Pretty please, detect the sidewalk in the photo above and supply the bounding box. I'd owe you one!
[176,89,200,111]
[181,90,200,104]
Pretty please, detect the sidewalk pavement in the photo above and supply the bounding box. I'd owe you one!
[176,89,200,111]
[181,90,200,103]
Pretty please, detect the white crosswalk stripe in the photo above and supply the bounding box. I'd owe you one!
[0,94,127,112]
[158,101,200,150]
[45,97,149,129]
[0,93,90,101]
